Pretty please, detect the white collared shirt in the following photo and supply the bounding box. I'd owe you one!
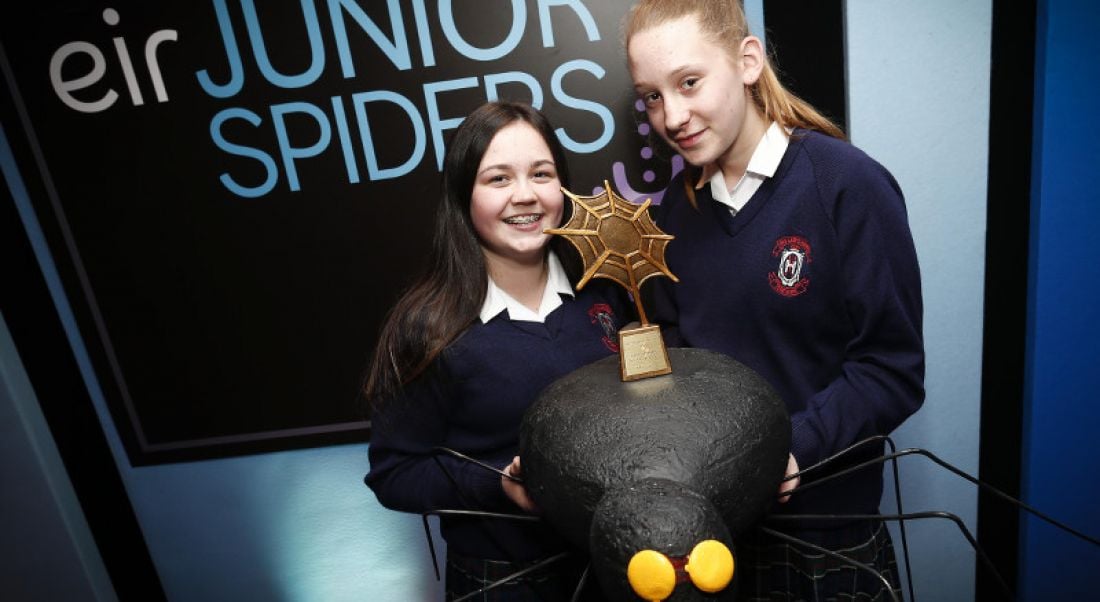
[708,121,790,215]
[479,251,575,323]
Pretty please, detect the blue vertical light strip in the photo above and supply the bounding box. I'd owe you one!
[744,0,766,48]
[0,124,131,470]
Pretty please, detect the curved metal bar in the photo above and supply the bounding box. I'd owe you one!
[451,552,571,602]
[419,512,441,581]
[769,511,1014,601]
[424,509,542,522]
[432,446,521,482]
[786,434,896,481]
[778,436,917,602]
[422,453,537,580]
[783,447,1100,548]
[882,438,916,602]
[418,508,542,581]
[756,525,901,602]
[570,563,592,602]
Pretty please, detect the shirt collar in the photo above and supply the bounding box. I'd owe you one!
[479,251,575,323]
[747,121,790,178]
[697,121,790,190]
[704,122,789,212]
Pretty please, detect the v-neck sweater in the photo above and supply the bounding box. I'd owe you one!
[367,282,628,560]
[648,129,925,521]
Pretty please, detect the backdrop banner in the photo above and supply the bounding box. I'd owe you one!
[0,0,842,464]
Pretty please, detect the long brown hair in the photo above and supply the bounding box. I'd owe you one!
[363,102,573,408]
[624,0,845,140]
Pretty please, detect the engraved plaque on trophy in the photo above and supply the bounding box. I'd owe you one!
[546,181,679,381]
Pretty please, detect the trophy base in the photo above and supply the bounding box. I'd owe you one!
[618,324,672,381]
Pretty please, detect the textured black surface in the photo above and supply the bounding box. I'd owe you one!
[520,348,789,599]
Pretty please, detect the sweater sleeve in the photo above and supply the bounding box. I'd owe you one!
[646,179,686,347]
[365,361,513,514]
[788,158,926,469]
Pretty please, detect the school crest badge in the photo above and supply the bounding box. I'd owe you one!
[588,303,619,352]
[768,235,812,297]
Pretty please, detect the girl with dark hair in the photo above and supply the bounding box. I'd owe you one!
[365,101,626,600]
[625,1,925,600]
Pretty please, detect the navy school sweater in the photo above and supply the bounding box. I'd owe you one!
[366,283,628,560]
[648,130,925,521]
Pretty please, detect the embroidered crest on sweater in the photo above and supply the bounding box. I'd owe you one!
[588,303,620,352]
[769,236,812,297]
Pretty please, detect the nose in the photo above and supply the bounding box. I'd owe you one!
[511,176,538,204]
[663,95,690,133]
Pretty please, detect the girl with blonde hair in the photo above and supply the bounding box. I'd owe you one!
[626,1,925,599]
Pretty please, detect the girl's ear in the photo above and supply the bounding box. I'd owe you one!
[738,36,765,86]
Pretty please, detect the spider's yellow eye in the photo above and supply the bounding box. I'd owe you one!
[627,549,675,601]
[685,539,735,593]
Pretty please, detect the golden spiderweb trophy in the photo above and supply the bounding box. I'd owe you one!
[546,181,679,381]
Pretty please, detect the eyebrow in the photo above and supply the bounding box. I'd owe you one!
[477,159,556,176]
[633,64,698,92]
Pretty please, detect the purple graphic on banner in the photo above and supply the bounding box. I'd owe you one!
[596,98,684,204]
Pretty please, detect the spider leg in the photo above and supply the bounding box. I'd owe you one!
[419,448,583,598]
[424,448,595,599]
[882,439,915,602]
[787,434,898,482]
[420,447,535,580]
[769,511,1014,601]
[783,446,1100,548]
[779,435,916,602]
[419,510,541,580]
[776,442,1100,601]
[419,511,440,581]
[432,446,523,482]
[756,525,902,602]
[570,563,591,602]
[450,551,571,602]
[420,510,588,601]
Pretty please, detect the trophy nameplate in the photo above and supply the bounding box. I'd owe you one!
[618,324,673,381]
[546,181,678,381]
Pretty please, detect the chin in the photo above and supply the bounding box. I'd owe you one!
[678,147,717,168]
[509,243,549,262]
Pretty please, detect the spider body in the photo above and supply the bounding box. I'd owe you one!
[520,347,789,599]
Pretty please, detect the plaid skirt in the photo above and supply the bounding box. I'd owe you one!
[445,552,593,602]
[736,520,902,602]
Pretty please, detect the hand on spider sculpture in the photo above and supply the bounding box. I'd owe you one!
[502,456,540,513]
[778,453,800,504]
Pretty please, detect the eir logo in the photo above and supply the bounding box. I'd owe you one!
[768,236,812,298]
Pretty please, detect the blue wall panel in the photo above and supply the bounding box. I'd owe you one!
[1020,0,1100,598]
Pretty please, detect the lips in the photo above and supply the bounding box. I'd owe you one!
[674,130,705,149]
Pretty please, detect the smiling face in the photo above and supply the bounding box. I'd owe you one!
[469,121,564,271]
[628,15,765,175]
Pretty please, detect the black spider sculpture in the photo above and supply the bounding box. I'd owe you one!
[417,348,1099,601]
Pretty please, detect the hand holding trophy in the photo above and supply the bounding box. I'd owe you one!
[546,181,678,381]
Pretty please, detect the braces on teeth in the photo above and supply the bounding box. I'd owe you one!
[505,214,541,225]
